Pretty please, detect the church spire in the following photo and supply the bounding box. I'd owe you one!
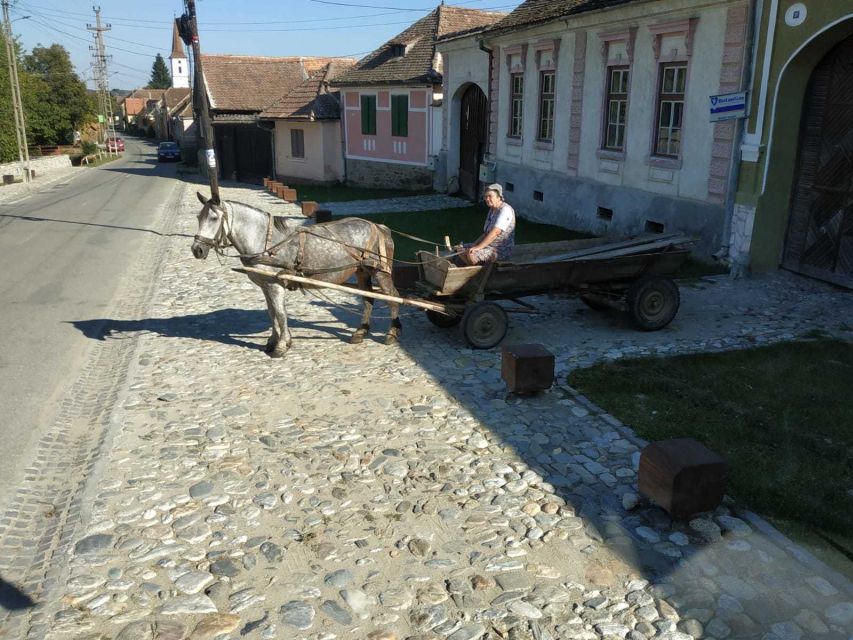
[169,19,189,89]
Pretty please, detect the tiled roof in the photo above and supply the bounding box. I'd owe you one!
[176,98,194,118]
[201,55,344,113]
[127,89,161,100]
[260,60,356,120]
[331,5,506,87]
[163,87,191,109]
[488,0,640,34]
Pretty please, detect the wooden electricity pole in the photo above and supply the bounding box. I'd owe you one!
[181,0,220,203]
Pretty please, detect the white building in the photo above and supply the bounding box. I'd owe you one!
[437,0,752,256]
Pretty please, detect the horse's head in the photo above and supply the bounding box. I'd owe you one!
[191,192,228,259]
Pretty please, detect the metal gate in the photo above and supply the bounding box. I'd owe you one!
[783,35,853,289]
[459,84,488,200]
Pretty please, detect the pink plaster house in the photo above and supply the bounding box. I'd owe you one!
[330,4,505,190]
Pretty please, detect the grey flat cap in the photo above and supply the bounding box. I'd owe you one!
[486,183,503,199]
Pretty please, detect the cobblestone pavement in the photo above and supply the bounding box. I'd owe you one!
[2,181,852,640]
[319,194,473,216]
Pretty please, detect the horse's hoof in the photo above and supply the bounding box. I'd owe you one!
[350,333,365,345]
[268,349,287,359]
[384,334,398,345]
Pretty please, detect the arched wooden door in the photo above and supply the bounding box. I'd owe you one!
[458,84,488,200]
[783,35,853,288]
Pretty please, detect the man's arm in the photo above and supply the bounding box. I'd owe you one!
[469,227,502,251]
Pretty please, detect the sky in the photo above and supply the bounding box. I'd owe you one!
[7,0,522,91]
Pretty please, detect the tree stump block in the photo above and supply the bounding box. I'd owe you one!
[638,438,728,520]
[314,209,333,224]
[301,201,319,218]
[501,344,554,394]
[282,187,297,202]
[2,175,14,186]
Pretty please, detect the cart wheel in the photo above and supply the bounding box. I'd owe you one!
[580,294,609,311]
[425,309,461,328]
[460,302,508,349]
[627,275,680,331]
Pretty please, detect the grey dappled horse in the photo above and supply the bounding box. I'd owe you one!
[191,193,401,357]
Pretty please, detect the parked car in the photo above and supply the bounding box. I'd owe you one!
[106,137,125,152]
[157,141,180,162]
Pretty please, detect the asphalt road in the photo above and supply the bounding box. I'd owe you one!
[0,137,182,510]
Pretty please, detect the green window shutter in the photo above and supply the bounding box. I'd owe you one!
[360,95,376,135]
[391,95,408,137]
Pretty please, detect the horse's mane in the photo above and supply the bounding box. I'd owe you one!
[224,199,291,234]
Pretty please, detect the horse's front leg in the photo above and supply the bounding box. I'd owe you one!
[375,270,402,345]
[266,283,291,357]
[351,270,373,344]
[258,283,281,353]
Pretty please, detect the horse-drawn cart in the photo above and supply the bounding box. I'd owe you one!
[240,232,693,350]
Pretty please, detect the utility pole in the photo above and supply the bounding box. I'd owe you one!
[180,0,219,202]
[87,6,116,153]
[2,0,31,182]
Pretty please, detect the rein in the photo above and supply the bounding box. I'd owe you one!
[198,202,461,271]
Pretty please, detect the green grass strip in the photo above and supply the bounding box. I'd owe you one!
[568,339,853,568]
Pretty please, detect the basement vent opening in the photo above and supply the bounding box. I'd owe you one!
[597,206,613,221]
[505,182,514,192]
[645,220,665,234]
[533,190,544,202]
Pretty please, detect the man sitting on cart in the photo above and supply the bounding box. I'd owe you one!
[455,183,515,265]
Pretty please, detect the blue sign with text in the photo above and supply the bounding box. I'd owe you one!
[710,91,748,122]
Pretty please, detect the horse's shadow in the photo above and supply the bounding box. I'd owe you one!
[0,575,35,610]
[68,307,351,350]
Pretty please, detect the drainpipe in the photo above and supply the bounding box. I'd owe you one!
[478,38,494,195]
[338,88,348,184]
[714,0,762,262]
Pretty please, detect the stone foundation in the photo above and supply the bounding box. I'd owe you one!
[494,161,726,258]
[346,158,432,190]
[728,203,757,278]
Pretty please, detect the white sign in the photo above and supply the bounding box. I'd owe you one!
[785,3,807,27]
[205,148,216,168]
[710,91,748,122]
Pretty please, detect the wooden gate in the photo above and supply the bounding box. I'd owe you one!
[783,36,853,289]
[214,123,272,184]
[459,84,488,200]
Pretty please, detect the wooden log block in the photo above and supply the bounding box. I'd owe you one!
[301,200,319,218]
[275,185,287,198]
[639,438,728,520]
[282,187,297,201]
[2,175,14,185]
[314,209,333,224]
[501,344,554,394]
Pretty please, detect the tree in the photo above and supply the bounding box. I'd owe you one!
[147,53,171,89]
[21,44,93,145]
[0,32,22,162]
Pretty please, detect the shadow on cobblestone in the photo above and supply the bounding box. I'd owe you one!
[0,575,35,611]
[68,308,355,352]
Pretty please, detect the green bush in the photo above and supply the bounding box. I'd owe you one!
[81,140,97,155]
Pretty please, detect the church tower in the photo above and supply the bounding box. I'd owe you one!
[169,19,189,89]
